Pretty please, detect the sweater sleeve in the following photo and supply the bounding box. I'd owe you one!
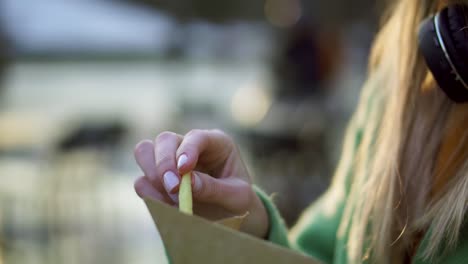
[254,111,365,263]
[254,185,291,248]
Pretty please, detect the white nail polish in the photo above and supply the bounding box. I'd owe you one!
[177,154,188,169]
[163,171,179,193]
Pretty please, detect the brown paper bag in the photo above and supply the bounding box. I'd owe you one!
[145,199,321,264]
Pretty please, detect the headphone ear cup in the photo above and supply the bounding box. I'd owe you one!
[418,6,468,103]
[448,5,468,61]
[445,6,468,82]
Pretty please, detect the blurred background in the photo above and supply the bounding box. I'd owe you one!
[0,0,381,263]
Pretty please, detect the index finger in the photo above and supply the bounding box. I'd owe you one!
[176,129,234,175]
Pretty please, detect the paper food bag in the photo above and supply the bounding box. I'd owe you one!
[145,199,321,264]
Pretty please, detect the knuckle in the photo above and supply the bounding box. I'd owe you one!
[186,129,203,138]
[155,153,174,166]
[212,129,233,142]
[134,177,146,192]
[156,131,178,143]
[134,177,150,198]
[238,182,253,208]
[193,176,218,200]
[204,181,220,201]
[134,139,152,155]
[151,178,165,191]
[180,141,197,154]
[210,128,225,136]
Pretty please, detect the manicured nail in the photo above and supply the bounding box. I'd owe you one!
[163,171,180,193]
[177,154,188,170]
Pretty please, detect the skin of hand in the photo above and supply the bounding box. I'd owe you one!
[133,129,269,239]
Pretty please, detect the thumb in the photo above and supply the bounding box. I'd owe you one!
[191,171,252,213]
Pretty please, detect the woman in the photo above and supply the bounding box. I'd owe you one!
[133,0,468,263]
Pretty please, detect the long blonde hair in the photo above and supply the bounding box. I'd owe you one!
[340,0,468,263]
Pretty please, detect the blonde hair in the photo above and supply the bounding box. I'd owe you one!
[340,0,468,263]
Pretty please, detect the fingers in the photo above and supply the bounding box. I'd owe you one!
[135,130,242,211]
[176,129,233,175]
[134,140,158,181]
[191,171,252,214]
[154,132,183,194]
[134,176,176,205]
[134,138,180,204]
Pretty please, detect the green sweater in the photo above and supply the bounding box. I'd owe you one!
[254,108,468,263]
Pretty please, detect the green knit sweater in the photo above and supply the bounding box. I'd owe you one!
[254,113,468,263]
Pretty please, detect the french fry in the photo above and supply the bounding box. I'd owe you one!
[179,173,193,215]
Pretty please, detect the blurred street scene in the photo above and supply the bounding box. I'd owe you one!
[0,0,378,263]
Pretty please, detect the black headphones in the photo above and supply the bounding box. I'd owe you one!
[419,4,468,103]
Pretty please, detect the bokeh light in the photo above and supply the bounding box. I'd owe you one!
[231,81,272,127]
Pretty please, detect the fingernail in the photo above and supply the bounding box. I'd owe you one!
[177,154,188,170]
[193,172,202,192]
[163,171,180,193]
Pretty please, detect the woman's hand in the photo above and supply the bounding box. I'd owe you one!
[133,129,269,238]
